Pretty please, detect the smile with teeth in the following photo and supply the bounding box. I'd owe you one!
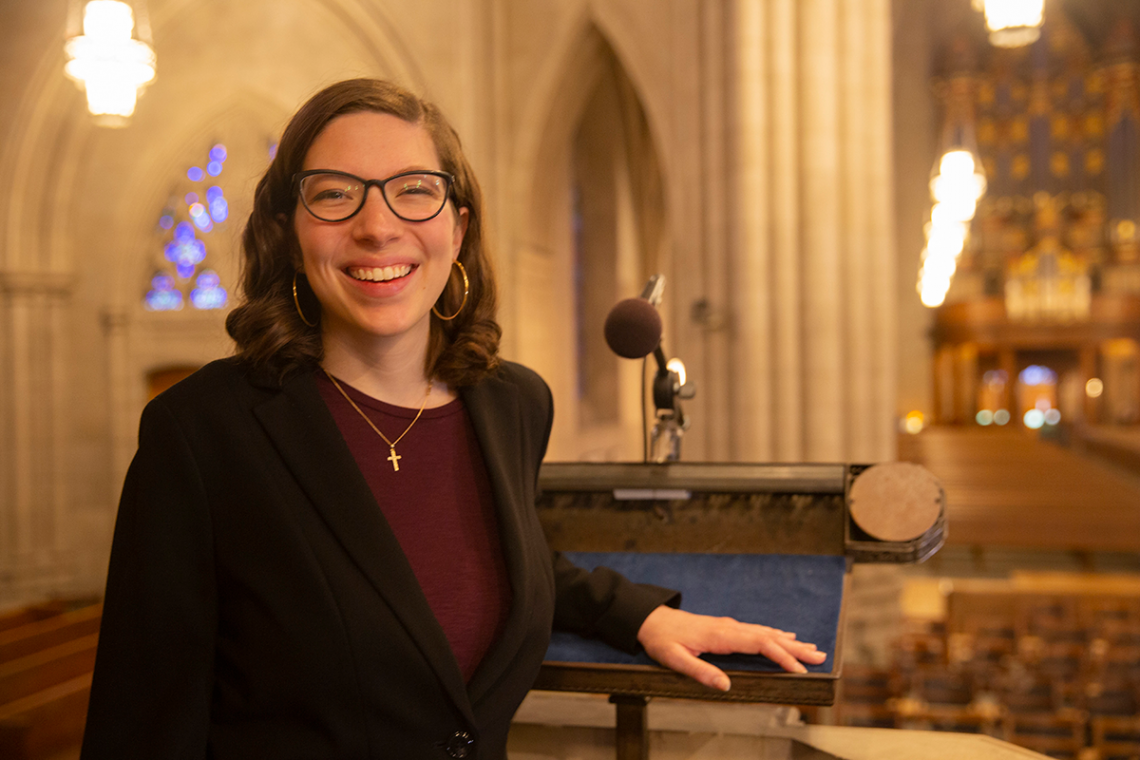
[347,264,415,282]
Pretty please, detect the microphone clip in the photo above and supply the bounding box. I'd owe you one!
[650,349,695,463]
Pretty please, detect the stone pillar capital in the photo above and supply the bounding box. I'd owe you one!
[0,270,75,296]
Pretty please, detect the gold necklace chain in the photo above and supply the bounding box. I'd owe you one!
[323,369,430,472]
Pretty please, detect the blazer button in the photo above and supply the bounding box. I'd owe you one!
[445,730,475,758]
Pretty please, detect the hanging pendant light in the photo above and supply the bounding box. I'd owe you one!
[918,149,988,308]
[974,0,1045,48]
[64,0,156,127]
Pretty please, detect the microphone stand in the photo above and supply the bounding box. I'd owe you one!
[648,345,695,463]
[620,273,696,463]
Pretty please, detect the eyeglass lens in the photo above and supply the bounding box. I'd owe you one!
[299,172,449,222]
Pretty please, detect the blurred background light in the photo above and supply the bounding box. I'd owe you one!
[63,0,156,126]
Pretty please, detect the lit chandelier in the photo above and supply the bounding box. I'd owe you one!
[917,149,987,308]
[64,0,156,127]
[973,0,1045,48]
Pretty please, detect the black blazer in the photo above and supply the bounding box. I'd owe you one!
[80,359,674,760]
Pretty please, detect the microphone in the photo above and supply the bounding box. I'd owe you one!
[604,297,662,359]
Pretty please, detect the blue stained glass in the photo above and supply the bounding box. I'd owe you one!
[191,269,227,309]
[165,237,207,271]
[145,273,183,311]
[197,270,221,289]
[188,203,213,231]
[174,221,195,244]
[151,144,234,310]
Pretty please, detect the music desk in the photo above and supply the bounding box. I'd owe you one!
[534,462,945,759]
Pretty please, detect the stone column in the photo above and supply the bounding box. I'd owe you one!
[770,0,805,462]
[695,0,732,462]
[730,0,774,461]
[102,308,135,497]
[865,0,898,461]
[728,0,896,463]
[0,270,73,605]
[799,0,845,462]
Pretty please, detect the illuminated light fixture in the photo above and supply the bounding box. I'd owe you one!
[972,0,1044,48]
[917,148,987,308]
[903,411,925,435]
[64,0,156,127]
[929,150,987,219]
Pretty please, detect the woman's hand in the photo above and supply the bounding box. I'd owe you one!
[635,605,829,692]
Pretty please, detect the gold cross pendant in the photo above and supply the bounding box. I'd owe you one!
[387,447,402,472]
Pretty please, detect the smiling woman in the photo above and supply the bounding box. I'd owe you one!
[79,78,824,760]
[224,79,499,390]
[291,110,469,401]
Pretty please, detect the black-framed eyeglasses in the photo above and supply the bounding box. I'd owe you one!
[294,169,455,223]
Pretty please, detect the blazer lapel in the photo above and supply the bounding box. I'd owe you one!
[460,374,537,704]
[252,370,474,722]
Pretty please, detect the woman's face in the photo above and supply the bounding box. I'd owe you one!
[294,111,468,352]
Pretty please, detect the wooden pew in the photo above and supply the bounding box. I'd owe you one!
[0,603,101,760]
[0,634,98,707]
[1006,709,1088,759]
[0,603,70,635]
[0,674,91,760]
[0,605,102,664]
[905,427,1140,552]
[1091,715,1140,760]
[835,664,896,728]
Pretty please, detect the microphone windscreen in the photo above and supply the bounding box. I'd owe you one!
[604,298,662,359]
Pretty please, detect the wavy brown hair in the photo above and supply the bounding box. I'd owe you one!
[225,78,500,386]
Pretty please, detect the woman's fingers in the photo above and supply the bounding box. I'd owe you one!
[647,642,732,691]
[754,635,821,673]
[636,606,829,690]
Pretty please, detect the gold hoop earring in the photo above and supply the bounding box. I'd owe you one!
[432,260,469,321]
[292,272,318,327]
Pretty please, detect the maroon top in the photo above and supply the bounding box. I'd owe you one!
[316,372,512,682]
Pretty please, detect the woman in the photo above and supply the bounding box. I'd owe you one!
[81,78,824,760]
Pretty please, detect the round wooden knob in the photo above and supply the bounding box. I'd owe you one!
[849,462,943,542]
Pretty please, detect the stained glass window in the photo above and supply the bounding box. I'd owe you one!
[190,269,227,310]
[145,142,232,310]
[145,272,183,311]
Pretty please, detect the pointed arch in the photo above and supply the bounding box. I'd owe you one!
[507,18,668,461]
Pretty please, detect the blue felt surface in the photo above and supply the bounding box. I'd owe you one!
[546,553,846,673]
